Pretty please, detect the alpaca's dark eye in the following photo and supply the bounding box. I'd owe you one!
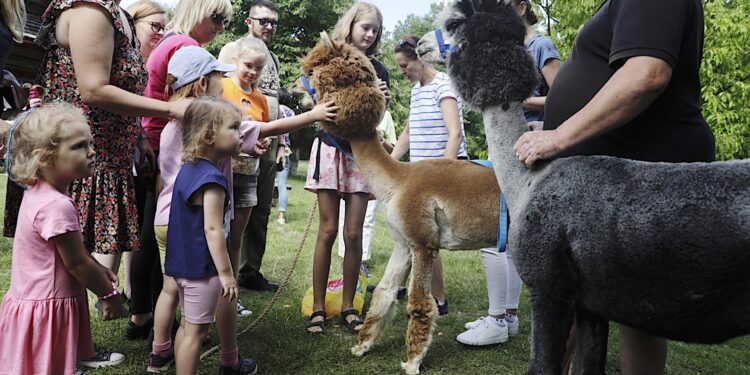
[446,19,462,33]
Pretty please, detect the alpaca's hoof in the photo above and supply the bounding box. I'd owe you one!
[351,343,370,357]
[401,361,420,375]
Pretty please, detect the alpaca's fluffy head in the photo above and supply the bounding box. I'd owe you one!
[419,0,537,109]
[299,32,385,140]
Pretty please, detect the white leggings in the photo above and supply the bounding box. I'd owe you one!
[481,247,522,316]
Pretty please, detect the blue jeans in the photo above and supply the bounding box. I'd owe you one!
[276,156,290,212]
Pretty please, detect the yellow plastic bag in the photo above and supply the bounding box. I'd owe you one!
[301,272,368,317]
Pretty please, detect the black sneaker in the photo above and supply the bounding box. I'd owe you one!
[125,318,154,340]
[366,285,407,300]
[77,348,125,368]
[239,274,278,292]
[435,298,449,316]
[146,351,174,373]
[219,357,258,375]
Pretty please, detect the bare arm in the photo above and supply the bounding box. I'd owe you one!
[54,231,122,319]
[522,58,561,112]
[390,123,410,160]
[439,97,463,159]
[63,4,188,119]
[258,101,338,138]
[515,56,672,167]
[201,185,237,301]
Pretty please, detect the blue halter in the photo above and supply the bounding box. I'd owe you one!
[435,28,459,59]
[299,75,317,104]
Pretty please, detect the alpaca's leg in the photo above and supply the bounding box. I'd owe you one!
[401,248,437,375]
[527,287,577,375]
[570,309,608,375]
[352,236,412,356]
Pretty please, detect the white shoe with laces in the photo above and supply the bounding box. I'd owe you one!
[237,300,253,317]
[456,316,509,346]
[77,348,125,368]
[464,317,485,330]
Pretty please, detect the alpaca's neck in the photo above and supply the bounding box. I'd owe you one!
[349,137,402,202]
[482,102,534,211]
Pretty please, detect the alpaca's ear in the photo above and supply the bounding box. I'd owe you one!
[320,31,334,49]
[457,0,476,17]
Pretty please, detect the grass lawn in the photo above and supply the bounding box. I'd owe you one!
[0,163,748,374]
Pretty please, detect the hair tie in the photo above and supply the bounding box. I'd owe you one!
[5,108,37,176]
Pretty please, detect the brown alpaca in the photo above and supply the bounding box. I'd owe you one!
[300,32,502,374]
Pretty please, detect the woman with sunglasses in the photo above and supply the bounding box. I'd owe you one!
[127,0,167,62]
[390,35,470,318]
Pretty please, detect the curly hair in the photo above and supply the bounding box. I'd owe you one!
[181,97,242,163]
[9,103,88,186]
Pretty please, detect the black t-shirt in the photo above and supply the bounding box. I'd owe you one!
[544,0,715,162]
[371,57,390,88]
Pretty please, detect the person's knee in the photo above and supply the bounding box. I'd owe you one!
[342,227,362,249]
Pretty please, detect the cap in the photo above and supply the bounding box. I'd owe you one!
[167,46,236,90]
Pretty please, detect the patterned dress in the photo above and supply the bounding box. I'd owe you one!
[36,0,147,254]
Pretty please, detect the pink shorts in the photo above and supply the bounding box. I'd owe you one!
[174,276,222,324]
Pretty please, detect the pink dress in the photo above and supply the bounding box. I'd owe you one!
[304,139,371,195]
[0,182,94,375]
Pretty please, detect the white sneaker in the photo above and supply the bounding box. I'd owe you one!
[77,348,125,368]
[464,317,485,330]
[237,300,253,317]
[456,316,508,346]
[505,315,519,337]
[276,217,285,225]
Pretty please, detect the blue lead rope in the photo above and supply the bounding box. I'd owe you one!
[470,159,508,252]
[300,75,317,104]
[435,28,460,59]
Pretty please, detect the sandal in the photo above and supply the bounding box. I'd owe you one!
[340,309,363,334]
[306,310,326,333]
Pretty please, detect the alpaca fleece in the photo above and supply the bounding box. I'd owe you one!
[424,0,750,373]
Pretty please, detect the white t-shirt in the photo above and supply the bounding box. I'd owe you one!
[408,72,468,161]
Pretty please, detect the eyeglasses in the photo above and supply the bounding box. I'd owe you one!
[210,12,231,28]
[398,39,415,48]
[139,21,165,33]
[249,17,278,29]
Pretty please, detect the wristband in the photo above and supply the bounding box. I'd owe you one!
[99,288,120,301]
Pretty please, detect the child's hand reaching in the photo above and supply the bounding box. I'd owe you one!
[219,272,238,302]
[309,101,338,123]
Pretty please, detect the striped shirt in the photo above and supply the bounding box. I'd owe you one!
[408,72,467,161]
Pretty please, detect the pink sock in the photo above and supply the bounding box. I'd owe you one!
[152,340,172,357]
[221,349,240,368]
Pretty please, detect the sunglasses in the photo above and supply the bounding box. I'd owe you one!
[398,39,415,48]
[210,12,231,28]
[140,21,165,33]
[249,17,278,29]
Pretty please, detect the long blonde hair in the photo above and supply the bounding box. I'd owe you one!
[126,0,166,22]
[1,0,26,42]
[168,0,232,36]
[181,97,241,162]
[9,103,88,186]
[331,2,383,57]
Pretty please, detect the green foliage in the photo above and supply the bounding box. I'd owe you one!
[700,0,750,160]
[540,0,602,59]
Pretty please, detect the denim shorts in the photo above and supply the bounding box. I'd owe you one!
[232,172,258,208]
